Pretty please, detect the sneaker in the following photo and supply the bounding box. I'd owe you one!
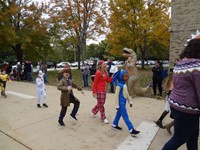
[58,120,65,126]
[112,125,122,130]
[4,94,7,98]
[91,111,96,118]
[43,103,48,108]
[37,104,41,108]
[130,129,140,135]
[154,120,165,129]
[103,118,109,124]
[70,114,78,121]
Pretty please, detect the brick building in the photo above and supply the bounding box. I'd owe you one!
[170,0,200,65]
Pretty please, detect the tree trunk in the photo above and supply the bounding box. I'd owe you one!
[13,44,23,63]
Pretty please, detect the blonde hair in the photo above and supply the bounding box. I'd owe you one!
[163,73,173,92]
[97,61,108,76]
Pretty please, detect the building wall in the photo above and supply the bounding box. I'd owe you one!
[170,0,200,65]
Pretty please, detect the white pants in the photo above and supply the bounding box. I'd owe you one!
[164,96,171,112]
[36,88,46,104]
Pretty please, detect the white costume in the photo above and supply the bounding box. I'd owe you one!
[36,71,46,105]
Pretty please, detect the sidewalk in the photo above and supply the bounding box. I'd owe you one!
[0,81,198,150]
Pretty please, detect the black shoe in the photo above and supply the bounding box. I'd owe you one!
[43,103,48,108]
[37,104,41,108]
[112,125,122,130]
[154,120,165,129]
[70,114,78,121]
[130,129,140,135]
[58,120,65,126]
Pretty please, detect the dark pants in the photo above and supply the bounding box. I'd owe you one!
[110,82,115,93]
[152,78,162,96]
[162,107,199,150]
[59,93,80,120]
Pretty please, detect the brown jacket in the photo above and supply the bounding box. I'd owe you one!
[57,77,82,107]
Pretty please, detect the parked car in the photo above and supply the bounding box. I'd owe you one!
[46,62,54,68]
[71,62,78,67]
[56,62,70,68]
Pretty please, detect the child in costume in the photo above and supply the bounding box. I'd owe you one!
[57,69,84,126]
[112,70,140,135]
[36,70,48,108]
[0,71,11,98]
[155,72,174,134]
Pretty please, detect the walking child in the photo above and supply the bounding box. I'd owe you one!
[155,72,174,132]
[57,69,84,126]
[0,71,11,98]
[112,70,140,135]
[36,70,48,108]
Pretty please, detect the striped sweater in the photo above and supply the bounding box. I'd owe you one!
[169,58,200,114]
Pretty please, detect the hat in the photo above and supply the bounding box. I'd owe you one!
[62,69,71,75]
[38,70,44,76]
[99,60,105,65]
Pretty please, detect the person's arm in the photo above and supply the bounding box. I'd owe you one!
[36,78,43,87]
[192,71,200,105]
[123,84,133,107]
[92,70,100,94]
[72,82,83,91]
[57,79,68,91]
[115,86,120,109]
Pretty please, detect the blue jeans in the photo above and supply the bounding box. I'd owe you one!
[162,107,199,150]
[82,74,88,87]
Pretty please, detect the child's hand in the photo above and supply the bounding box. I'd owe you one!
[116,106,119,110]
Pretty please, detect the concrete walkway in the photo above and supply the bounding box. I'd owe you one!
[0,81,198,150]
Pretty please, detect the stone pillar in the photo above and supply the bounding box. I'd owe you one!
[170,0,200,65]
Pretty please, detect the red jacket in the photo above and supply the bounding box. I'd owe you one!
[92,70,112,94]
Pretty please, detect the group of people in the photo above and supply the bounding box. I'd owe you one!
[54,38,200,148]
[54,59,140,136]
[2,37,200,148]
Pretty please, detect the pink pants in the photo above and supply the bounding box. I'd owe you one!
[92,92,106,120]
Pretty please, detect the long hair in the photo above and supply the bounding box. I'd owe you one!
[97,60,108,76]
[180,38,200,59]
[163,73,173,92]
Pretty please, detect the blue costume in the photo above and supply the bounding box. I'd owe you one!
[112,70,135,132]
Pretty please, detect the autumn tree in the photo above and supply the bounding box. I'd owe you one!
[108,0,170,69]
[0,0,52,63]
[48,0,108,68]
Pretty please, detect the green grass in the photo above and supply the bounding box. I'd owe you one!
[43,68,166,100]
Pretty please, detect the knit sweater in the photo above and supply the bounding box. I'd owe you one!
[169,58,200,114]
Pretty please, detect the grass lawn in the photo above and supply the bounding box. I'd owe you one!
[43,67,167,100]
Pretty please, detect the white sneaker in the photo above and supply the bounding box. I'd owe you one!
[91,111,96,118]
[103,118,109,124]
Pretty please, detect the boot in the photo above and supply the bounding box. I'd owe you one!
[155,110,169,129]
[164,121,174,134]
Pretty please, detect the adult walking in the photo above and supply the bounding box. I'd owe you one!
[91,60,113,124]
[152,60,163,96]
[162,38,200,150]
[81,62,89,88]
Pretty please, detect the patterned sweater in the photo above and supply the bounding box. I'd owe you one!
[169,58,200,114]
